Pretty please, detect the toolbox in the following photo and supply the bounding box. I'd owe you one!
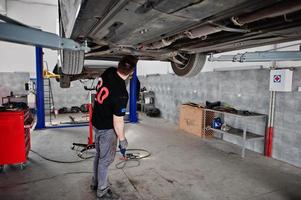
[0,108,34,170]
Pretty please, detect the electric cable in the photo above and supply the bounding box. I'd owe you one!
[30,150,94,164]
[0,149,151,189]
[115,149,151,169]
[29,148,151,168]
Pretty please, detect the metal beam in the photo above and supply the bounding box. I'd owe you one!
[209,51,301,62]
[0,22,89,51]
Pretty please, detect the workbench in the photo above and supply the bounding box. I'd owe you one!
[203,108,267,157]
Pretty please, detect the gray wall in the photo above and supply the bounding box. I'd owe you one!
[0,72,30,104]
[51,79,93,109]
[51,79,130,109]
[0,74,93,109]
[0,1,58,77]
[139,69,301,167]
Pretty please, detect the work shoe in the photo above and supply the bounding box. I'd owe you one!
[91,179,112,191]
[90,184,97,191]
[90,176,98,191]
[97,188,121,200]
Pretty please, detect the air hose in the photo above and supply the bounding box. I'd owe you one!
[30,148,151,169]
[30,150,94,164]
[115,149,151,169]
[0,149,150,189]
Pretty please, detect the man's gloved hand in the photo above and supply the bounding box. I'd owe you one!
[118,138,128,158]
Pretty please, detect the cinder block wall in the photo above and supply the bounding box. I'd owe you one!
[0,72,30,102]
[50,79,130,110]
[139,69,301,167]
[50,79,92,109]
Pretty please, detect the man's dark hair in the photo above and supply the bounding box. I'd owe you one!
[117,55,138,76]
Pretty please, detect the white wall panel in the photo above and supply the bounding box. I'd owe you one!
[0,0,6,14]
[0,0,58,77]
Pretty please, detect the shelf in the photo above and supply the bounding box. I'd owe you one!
[204,108,266,119]
[204,107,267,158]
[209,127,264,141]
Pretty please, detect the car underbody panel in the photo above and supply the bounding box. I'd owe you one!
[60,0,301,60]
[57,0,301,86]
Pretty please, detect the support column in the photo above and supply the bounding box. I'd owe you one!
[35,47,45,129]
[265,91,276,157]
[265,54,277,157]
[129,68,138,123]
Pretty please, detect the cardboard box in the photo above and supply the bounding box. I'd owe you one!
[179,103,205,137]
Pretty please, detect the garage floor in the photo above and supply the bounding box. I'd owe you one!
[45,113,89,126]
[0,115,301,200]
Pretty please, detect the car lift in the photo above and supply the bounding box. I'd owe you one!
[0,14,139,131]
[209,48,301,157]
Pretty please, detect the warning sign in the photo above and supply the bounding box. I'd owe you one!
[273,75,281,83]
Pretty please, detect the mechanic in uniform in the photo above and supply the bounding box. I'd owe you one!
[91,55,138,200]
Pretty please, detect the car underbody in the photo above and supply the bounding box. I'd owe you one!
[58,0,301,86]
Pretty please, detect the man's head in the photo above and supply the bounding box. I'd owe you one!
[117,55,138,77]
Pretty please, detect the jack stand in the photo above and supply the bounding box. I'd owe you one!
[71,87,95,158]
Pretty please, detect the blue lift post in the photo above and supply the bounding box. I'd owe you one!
[35,47,45,129]
[129,68,138,123]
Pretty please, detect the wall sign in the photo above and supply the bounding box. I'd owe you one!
[269,69,293,92]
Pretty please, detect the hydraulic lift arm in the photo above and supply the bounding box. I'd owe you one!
[0,14,88,51]
[0,14,89,75]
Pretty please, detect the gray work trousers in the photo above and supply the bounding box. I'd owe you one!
[92,128,117,191]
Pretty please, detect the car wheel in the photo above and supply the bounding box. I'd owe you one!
[171,53,206,77]
[60,75,71,88]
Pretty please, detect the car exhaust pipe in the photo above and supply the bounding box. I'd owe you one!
[232,0,301,26]
[146,35,184,49]
[184,24,221,39]
[146,24,222,49]
[145,24,247,49]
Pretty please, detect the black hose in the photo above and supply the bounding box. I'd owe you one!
[30,150,94,164]
[0,149,151,189]
[30,148,151,168]
[115,149,151,169]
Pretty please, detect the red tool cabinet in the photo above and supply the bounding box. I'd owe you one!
[0,109,34,169]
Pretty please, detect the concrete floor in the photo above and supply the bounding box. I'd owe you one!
[45,113,89,126]
[1,115,301,200]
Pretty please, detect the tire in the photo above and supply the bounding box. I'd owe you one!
[60,75,71,88]
[20,163,26,170]
[171,53,206,77]
[80,104,89,113]
[70,106,81,113]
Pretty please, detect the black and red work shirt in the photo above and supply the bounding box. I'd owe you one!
[92,67,128,130]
